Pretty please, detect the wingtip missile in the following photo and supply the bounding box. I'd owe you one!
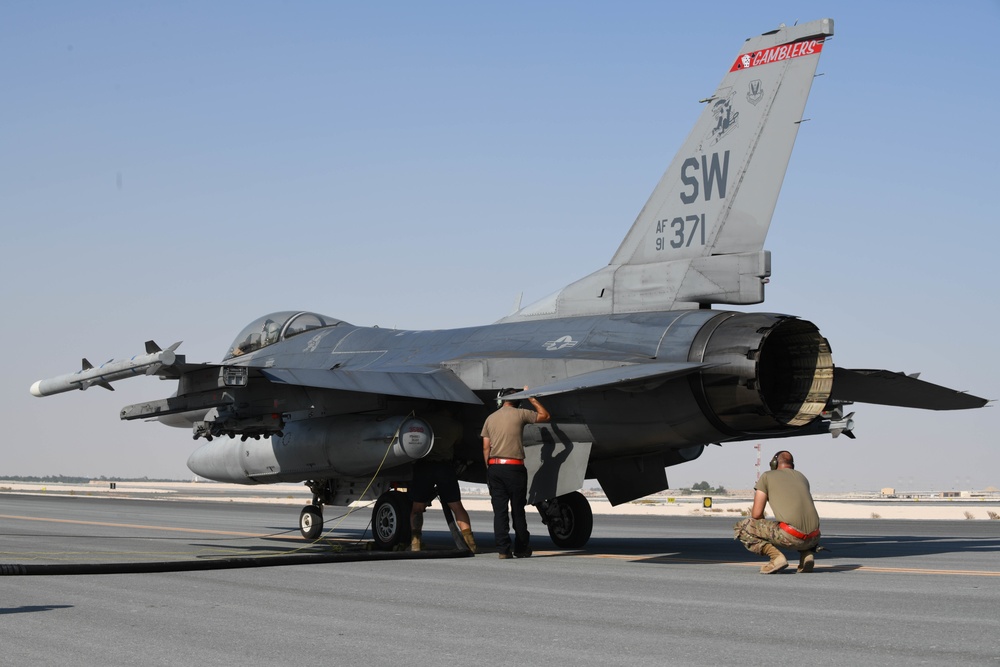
[30,343,182,397]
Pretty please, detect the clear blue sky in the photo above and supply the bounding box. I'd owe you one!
[3,2,997,492]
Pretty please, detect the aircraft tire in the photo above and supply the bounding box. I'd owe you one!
[546,491,593,549]
[372,491,412,551]
[299,504,323,540]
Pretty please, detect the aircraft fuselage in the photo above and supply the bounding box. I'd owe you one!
[179,308,832,489]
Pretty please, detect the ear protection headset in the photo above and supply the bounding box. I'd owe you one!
[496,388,518,407]
[769,450,794,470]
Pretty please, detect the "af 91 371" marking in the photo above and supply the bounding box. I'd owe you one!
[655,213,706,250]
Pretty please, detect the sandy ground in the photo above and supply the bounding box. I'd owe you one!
[3,480,998,521]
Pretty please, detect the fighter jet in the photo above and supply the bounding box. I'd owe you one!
[30,18,987,550]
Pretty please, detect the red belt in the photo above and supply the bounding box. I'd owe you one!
[779,522,820,540]
[488,457,524,466]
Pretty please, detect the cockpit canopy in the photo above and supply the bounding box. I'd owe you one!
[226,311,340,359]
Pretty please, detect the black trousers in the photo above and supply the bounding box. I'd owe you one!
[487,463,530,553]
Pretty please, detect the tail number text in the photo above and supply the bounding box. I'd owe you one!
[655,214,705,251]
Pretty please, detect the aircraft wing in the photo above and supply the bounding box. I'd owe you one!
[831,367,989,410]
[497,361,715,401]
[260,367,483,405]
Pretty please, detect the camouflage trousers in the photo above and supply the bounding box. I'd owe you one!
[733,518,820,556]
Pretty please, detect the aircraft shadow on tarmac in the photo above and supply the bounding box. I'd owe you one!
[423,531,1000,568]
[187,528,378,556]
[189,526,1000,567]
[0,605,73,615]
[598,534,1000,573]
[812,534,1000,560]
[186,543,361,557]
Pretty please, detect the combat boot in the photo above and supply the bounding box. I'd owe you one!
[797,549,815,573]
[410,532,422,552]
[760,544,788,574]
[461,528,477,554]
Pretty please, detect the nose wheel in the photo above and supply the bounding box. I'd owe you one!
[299,504,323,540]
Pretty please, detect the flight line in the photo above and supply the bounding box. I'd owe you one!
[3,496,998,578]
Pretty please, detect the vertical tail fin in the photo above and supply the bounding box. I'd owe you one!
[503,18,833,322]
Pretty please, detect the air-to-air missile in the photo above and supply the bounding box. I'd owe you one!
[30,341,182,397]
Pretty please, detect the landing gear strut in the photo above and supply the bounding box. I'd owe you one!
[536,491,594,549]
[299,479,337,540]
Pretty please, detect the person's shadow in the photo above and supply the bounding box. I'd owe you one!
[528,428,574,503]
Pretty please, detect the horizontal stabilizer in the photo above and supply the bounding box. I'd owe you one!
[832,367,989,411]
[502,361,714,401]
[261,367,482,405]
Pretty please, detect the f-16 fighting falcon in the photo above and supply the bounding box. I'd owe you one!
[31,18,987,550]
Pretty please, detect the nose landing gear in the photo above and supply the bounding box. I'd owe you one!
[299,504,323,540]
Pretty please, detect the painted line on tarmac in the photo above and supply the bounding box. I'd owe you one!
[825,565,1000,577]
[720,558,1000,577]
[0,513,272,537]
[0,513,360,545]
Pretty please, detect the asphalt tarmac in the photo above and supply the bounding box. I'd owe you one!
[2,493,999,666]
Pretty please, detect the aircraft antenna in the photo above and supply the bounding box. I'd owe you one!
[509,292,523,315]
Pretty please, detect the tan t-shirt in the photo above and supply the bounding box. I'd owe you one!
[480,406,539,459]
[755,468,820,533]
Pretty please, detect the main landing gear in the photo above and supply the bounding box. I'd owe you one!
[536,491,594,549]
[366,489,596,551]
[370,490,412,550]
[296,484,412,551]
[296,484,594,551]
